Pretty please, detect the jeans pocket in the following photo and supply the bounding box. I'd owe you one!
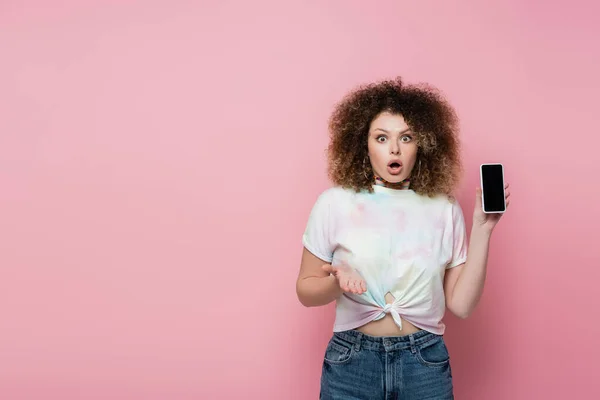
[323,335,354,365]
[416,336,450,368]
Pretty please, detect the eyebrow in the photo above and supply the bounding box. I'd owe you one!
[372,128,412,134]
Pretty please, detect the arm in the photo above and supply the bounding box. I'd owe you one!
[296,248,342,307]
[444,185,511,319]
[296,247,368,307]
[444,225,491,319]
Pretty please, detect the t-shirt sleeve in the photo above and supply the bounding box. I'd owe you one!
[302,190,335,263]
[447,200,468,269]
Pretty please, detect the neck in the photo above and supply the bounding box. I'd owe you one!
[374,175,411,190]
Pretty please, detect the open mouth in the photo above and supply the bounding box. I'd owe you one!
[387,161,402,175]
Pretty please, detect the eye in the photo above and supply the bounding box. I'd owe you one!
[376,135,387,143]
[401,135,413,143]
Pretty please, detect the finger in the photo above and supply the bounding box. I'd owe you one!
[360,280,367,293]
[341,276,350,292]
[505,183,509,189]
[347,280,355,293]
[475,187,482,207]
[354,282,362,294]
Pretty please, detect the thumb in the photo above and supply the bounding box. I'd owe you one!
[322,264,336,274]
[475,187,482,208]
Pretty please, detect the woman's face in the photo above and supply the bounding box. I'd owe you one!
[367,112,418,183]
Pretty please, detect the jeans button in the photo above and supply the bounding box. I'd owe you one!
[384,340,391,346]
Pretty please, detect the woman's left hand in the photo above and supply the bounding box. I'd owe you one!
[473,183,511,232]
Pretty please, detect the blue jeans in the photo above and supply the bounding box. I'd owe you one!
[320,329,454,400]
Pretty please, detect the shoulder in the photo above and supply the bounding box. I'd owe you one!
[312,185,357,204]
[441,194,466,221]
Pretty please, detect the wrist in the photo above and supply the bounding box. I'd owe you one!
[327,274,343,297]
[471,224,493,239]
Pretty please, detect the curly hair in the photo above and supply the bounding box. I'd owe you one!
[327,77,462,198]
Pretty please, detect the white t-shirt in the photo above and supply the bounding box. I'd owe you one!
[302,184,468,334]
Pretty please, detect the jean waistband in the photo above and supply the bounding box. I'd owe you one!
[333,329,441,352]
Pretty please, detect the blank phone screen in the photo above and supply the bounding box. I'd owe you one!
[481,164,505,212]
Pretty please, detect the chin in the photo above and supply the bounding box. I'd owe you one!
[384,174,407,183]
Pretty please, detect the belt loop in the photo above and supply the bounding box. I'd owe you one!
[409,334,416,354]
[354,332,362,352]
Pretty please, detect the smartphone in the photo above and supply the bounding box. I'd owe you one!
[480,163,506,213]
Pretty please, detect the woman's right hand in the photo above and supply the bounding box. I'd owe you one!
[322,263,366,294]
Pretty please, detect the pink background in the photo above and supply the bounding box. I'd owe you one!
[1,1,599,398]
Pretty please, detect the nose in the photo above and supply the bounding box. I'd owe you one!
[390,139,400,155]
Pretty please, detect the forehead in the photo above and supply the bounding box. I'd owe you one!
[369,112,410,132]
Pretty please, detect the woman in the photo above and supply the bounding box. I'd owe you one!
[296,77,510,399]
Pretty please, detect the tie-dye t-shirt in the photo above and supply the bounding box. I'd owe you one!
[302,184,468,334]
